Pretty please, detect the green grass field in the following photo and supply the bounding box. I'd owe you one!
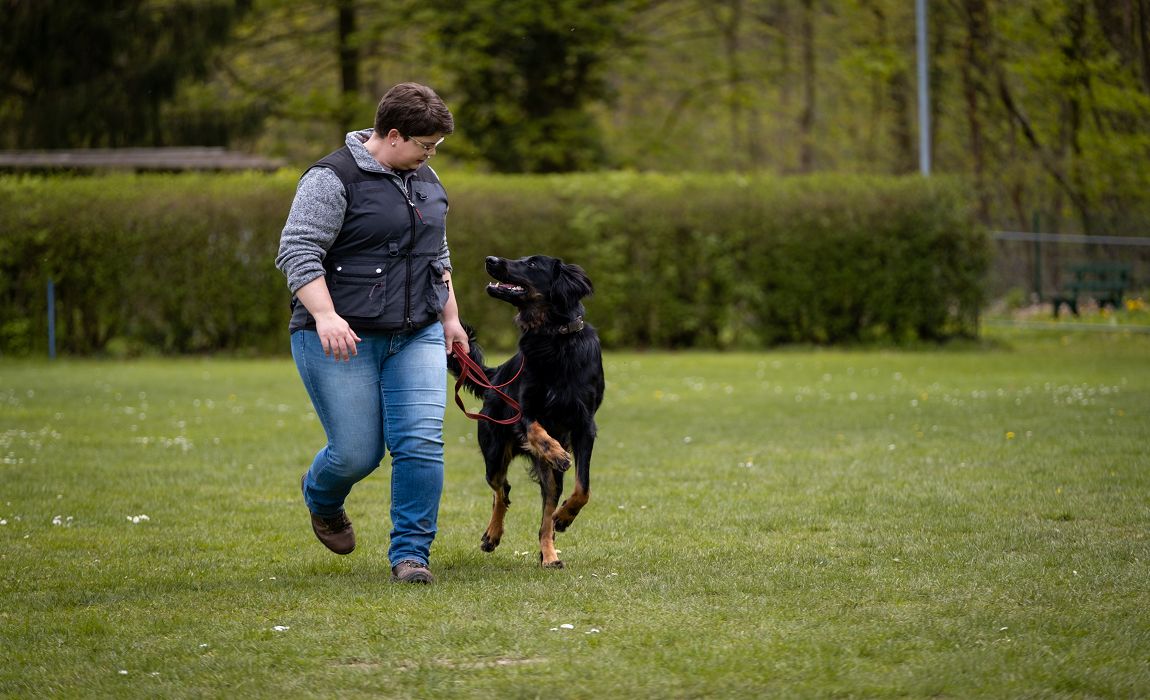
[2,328,1148,698]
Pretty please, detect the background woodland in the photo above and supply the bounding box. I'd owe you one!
[4,0,1150,236]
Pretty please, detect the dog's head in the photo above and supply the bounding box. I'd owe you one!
[485,255,593,328]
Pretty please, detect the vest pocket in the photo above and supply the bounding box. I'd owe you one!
[327,261,387,319]
[426,259,450,315]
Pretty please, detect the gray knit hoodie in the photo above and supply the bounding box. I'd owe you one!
[275,129,452,295]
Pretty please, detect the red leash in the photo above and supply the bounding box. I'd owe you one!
[452,342,525,425]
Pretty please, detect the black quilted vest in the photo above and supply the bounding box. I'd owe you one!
[289,146,450,333]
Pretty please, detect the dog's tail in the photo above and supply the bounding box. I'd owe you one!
[447,324,491,399]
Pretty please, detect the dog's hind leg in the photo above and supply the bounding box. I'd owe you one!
[537,463,565,568]
[481,444,512,553]
[524,420,571,472]
[553,431,593,533]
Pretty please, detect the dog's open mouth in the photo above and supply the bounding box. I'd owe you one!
[487,281,526,295]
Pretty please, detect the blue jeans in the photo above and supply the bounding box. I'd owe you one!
[292,322,446,567]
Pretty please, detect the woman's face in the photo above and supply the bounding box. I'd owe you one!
[388,130,445,170]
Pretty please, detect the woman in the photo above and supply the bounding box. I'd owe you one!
[275,83,468,584]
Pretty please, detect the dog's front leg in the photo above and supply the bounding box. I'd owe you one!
[482,479,510,552]
[480,442,512,553]
[537,463,564,568]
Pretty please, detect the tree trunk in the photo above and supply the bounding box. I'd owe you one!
[705,0,748,170]
[799,0,816,172]
[337,0,360,132]
[960,0,991,221]
[1061,0,1091,232]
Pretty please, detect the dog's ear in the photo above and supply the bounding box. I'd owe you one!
[551,261,593,302]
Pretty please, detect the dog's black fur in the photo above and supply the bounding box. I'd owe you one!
[448,255,604,568]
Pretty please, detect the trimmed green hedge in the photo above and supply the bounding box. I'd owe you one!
[0,172,987,355]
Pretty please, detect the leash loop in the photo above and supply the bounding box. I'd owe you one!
[452,342,525,425]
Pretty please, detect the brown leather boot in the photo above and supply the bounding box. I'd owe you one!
[391,560,436,584]
[302,475,355,555]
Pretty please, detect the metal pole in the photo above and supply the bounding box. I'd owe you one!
[1031,212,1042,303]
[47,279,57,360]
[916,0,931,175]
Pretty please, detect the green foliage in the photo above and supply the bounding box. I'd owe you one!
[934,0,1150,232]
[434,0,631,173]
[0,172,985,356]
[446,172,987,349]
[4,1,1150,234]
[5,1,1149,235]
[0,173,289,355]
[0,0,252,148]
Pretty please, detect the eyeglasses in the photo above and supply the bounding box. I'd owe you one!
[406,135,445,153]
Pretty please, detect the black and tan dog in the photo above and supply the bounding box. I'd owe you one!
[449,255,604,568]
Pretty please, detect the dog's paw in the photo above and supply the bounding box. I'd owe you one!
[480,532,500,552]
[554,501,575,528]
[539,553,565,569]
[554,451,572,472]
[553,512,573,533]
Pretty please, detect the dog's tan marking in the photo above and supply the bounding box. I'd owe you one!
[482,488,508,552]
[539,500,563,568]
[553,483,589,532]
[524,421,570,471]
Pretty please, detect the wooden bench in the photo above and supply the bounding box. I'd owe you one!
[1051,262,1131,317]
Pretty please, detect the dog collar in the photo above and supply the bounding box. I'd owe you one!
[554,316,585,335]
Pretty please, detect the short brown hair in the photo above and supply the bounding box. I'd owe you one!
[373,83,454,138]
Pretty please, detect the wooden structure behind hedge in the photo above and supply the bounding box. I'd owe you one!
[0,148,285,173]
[0,172,987,355]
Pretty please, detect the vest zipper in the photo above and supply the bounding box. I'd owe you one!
[401,186,418,329]
[387,172,428,331]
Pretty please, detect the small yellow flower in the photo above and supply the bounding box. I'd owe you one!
[1005,431,1015,440]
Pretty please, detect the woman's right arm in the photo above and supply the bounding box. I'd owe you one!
[275,168,360,360]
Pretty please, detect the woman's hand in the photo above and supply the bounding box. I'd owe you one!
[295,277,361,361]
[443,317,469,357]
[314,310,362,361]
